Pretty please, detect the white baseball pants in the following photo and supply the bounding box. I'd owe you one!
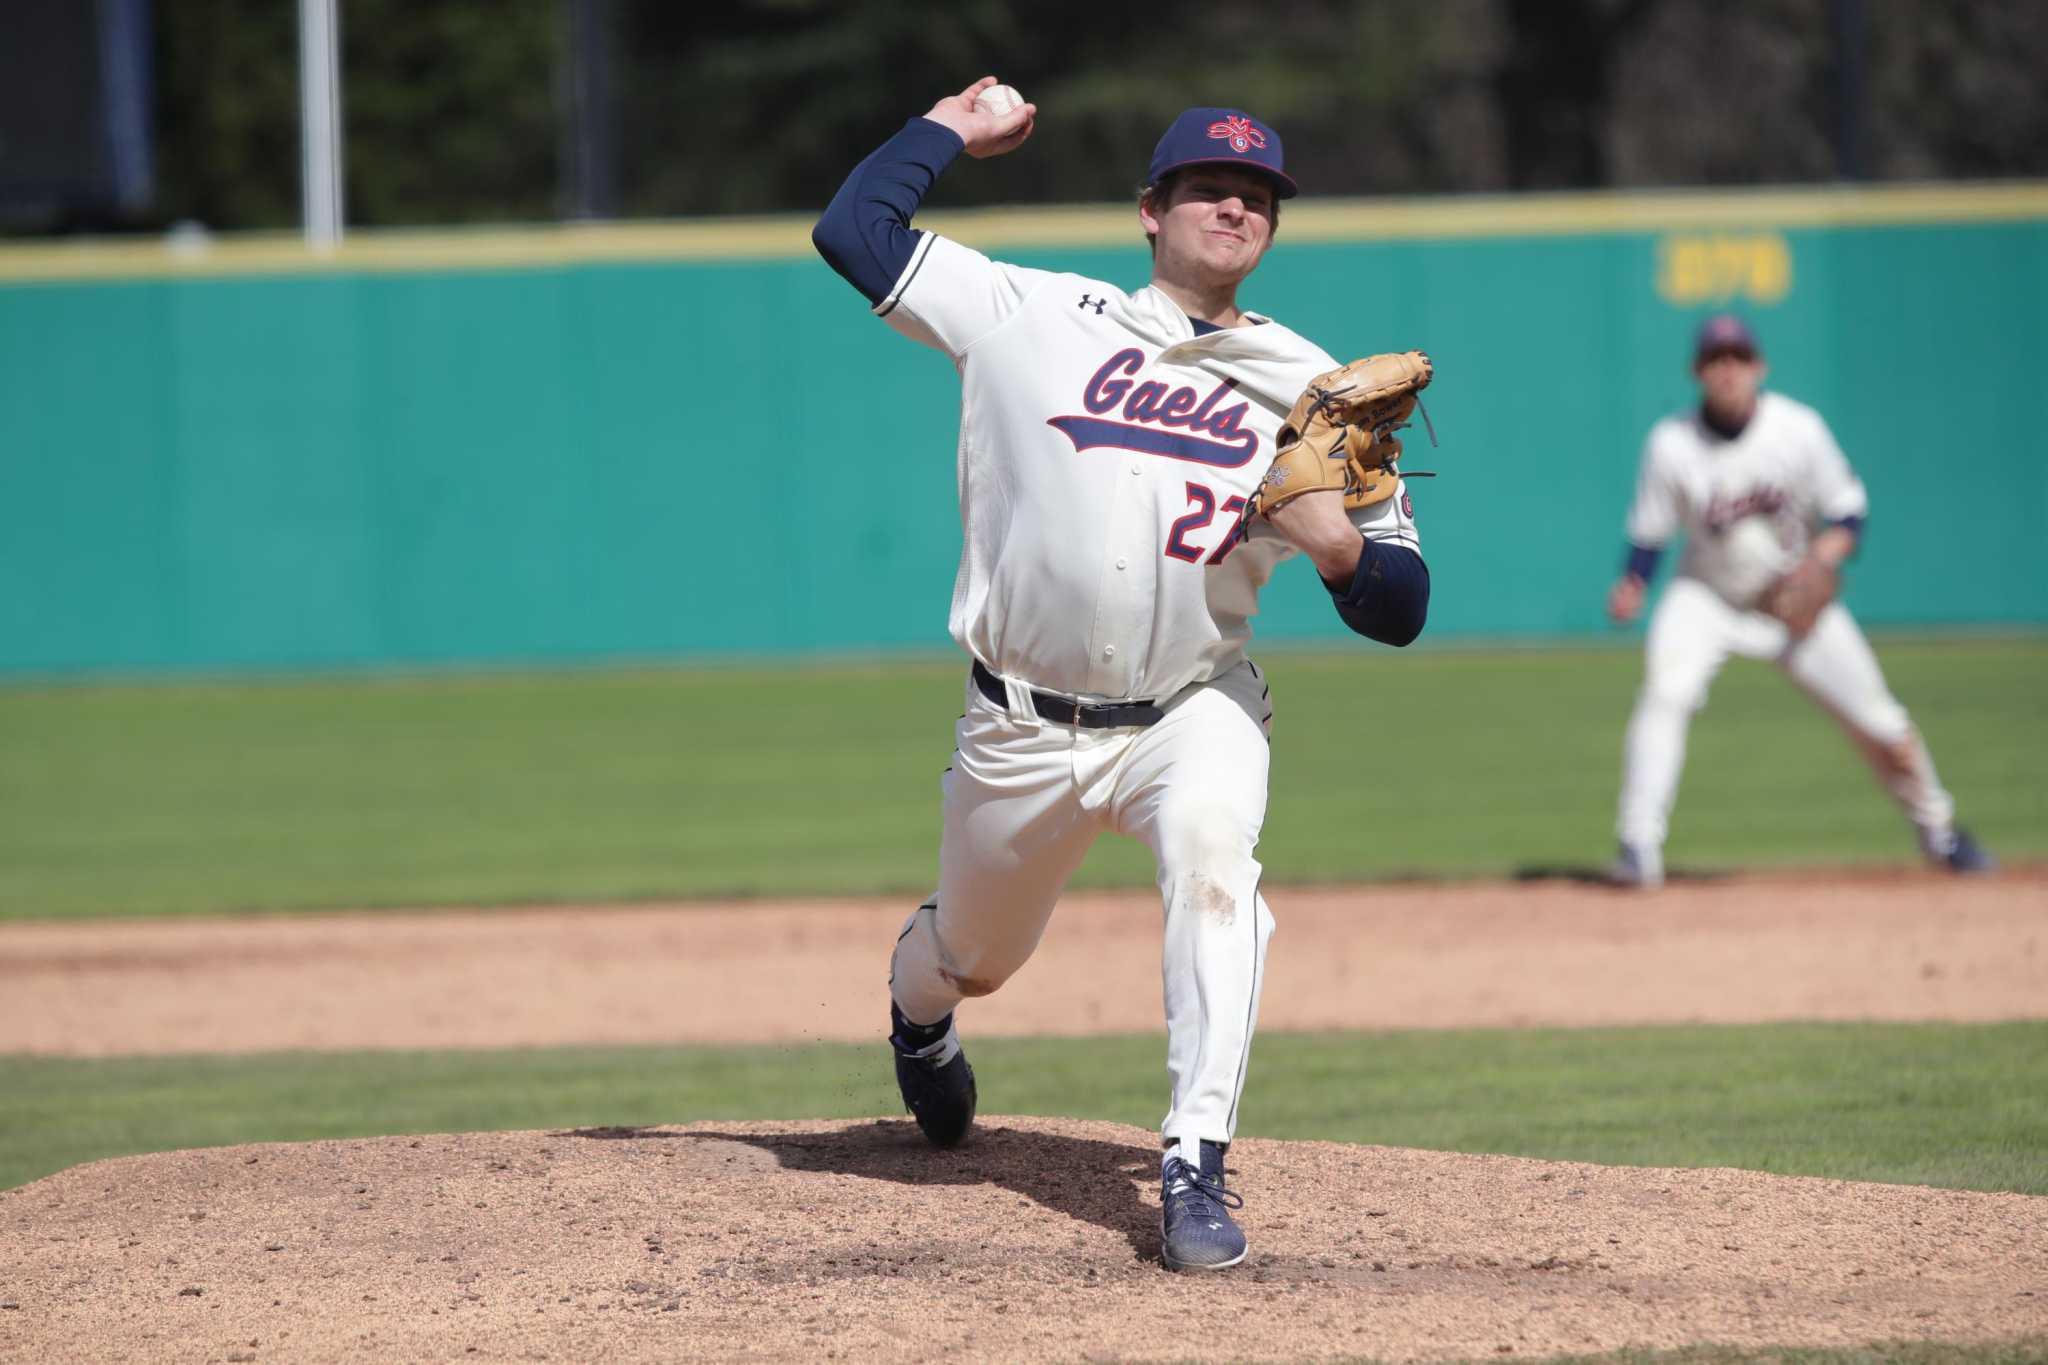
[890,659,1276,1155]
[1617,576,1955,854]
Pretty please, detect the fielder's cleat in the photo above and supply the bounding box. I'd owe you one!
[1607,842,1665,890]
[890,1008,977,1148]
[1160,1140,1247,1272]
[1940,826,1997,876]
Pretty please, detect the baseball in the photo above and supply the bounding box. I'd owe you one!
[974,84,1024,117]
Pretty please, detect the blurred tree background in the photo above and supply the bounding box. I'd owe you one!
[6,0,2047,234]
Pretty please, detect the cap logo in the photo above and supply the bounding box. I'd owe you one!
[1207,115,1265,154]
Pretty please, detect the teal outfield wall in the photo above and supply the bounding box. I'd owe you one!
[1,202,2044,674]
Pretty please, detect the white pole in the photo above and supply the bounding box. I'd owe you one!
[300,0,344,248]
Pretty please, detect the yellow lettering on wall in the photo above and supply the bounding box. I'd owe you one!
[1657,233,1793,305]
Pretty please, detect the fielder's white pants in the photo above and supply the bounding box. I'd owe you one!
[1616,576,1955,854]
[891,659,1276,1155]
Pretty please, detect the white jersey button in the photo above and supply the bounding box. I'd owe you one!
[1130,465,1142,476]
[1116,558,1128,570]
[1103,646,1116,659]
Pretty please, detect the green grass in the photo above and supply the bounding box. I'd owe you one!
[1,637,2041,920]
[6,1021,2044,1194]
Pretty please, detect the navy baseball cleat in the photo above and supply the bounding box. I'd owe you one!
[890,1006,976,1148]
[1941,826,1997,875]
[1160,1140,1247,1271]
[1607,841,1664,890]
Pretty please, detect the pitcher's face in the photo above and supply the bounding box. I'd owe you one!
[1143,168,1278,290]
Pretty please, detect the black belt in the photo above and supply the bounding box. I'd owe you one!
[972,659,1165,729]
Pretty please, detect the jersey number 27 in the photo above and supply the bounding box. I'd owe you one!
[1165,482,1248,566]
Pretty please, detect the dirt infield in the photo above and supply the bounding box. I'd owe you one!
[2,868,2045,1362]
[2,866,2043,1056]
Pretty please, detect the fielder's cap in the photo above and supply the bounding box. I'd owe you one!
[1146,107,1298,199]
[1694,313,1760,363]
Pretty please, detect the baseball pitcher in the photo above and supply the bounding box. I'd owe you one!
[813,80,1435,1271]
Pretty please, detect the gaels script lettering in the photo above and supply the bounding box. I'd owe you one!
[1704,486,1787,533]
[1044,348,1260,468]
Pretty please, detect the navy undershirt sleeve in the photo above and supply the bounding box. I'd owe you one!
[812,118,966,306]
[1324,540,1430,647]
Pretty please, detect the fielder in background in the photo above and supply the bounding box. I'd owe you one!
[813,78,1432,1272]
[1606,314,1994,889]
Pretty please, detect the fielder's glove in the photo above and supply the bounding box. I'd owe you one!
[1248,351,1433,519]
[1762,556,1839,638]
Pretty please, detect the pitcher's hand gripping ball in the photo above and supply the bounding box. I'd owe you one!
[973,84,1025,116]
[1249,351,1434,518]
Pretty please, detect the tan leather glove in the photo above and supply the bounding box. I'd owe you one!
[1248,351,1433,518]
[1763,556,1839,638]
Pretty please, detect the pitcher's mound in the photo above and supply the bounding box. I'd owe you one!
[4,1116,2043,1363]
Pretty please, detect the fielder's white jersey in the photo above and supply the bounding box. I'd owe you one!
[878,232,1421,701]
[1625,391,1867,607]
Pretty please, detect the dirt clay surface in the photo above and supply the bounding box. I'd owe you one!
[4,868,2044,1056]
[2,869,2045,1362]
[6,1119,2046,1364]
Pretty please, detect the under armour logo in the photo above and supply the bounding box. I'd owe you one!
[1078,294,1107,314]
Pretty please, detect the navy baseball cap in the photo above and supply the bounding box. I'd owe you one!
[1694,314,1760,363]
[1146,107,1298,199]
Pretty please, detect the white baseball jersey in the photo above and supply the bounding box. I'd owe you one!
[878,232,1420,701]
[1625,391,1867,608]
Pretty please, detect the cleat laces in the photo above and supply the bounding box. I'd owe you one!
[1162,1154,1244,1222]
